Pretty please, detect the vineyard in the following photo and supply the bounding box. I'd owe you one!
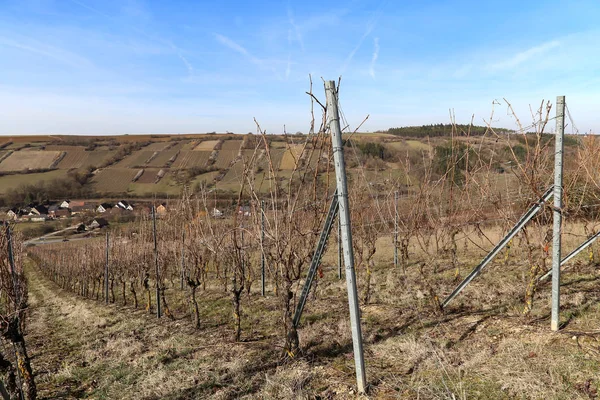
[91,168,140,193]
[2,91,600,398]
[171,150,212,169]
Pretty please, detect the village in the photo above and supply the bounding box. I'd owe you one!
[1,198,238,239]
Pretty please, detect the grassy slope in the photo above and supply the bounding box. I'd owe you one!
[0,170,68,194]
[25,223,600,399]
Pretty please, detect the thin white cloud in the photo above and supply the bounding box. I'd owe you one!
[369,37,379,79]
[0,35,94,69]
[489,40,561,71]
[341,23,374,74]
[340,3,386,74]
[214,33,285,80]
[214,33,250,57]
[69,0,194,75]
[287,7,304,52]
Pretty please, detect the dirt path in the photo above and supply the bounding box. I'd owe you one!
[24,262,274,399]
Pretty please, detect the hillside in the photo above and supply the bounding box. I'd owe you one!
[0,130,580,206]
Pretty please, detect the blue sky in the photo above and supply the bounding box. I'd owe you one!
[1,0,599,135]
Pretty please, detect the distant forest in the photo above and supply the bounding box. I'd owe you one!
[386,124,511,138]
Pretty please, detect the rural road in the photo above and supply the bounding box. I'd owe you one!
[24,224,84,246]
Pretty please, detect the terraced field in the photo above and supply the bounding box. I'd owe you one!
[194,140,219,151]
[45,145,116,169]
[181,140,199,150]
[136,168,161,184]
[213,140,242,169]
[92,168,138,193]
[279,144,304,169]
[221,140,242,151]
[44,145,84,151]
[56,150,88,169]
[147,150,179,167]
[145,142,171,151]
[114,150,156,168]
[82,150,115,168]
[221,150,256,183]
[168,141,187,151]
[256,148,284,171]
[0,150,63,172]
[171,151,211,169]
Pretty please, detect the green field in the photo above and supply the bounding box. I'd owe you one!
[0,170,68,193]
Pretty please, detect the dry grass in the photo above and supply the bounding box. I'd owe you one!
[221,140,243,151]
[145,142,172,151]
[279,144,304,170]
[24,220,600,399]
[0,150,62,171]
[194,140,220,151]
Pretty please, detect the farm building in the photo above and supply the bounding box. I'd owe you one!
[88,218,109,229]
[97,203,113,213]
[6,209,19,220]
[30,205,48,216]
[68,200,84,209]
[54,209,70,219]
[117,200,133,211]
[48,204,59,216]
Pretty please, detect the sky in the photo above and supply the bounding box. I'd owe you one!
[0,0,599,135]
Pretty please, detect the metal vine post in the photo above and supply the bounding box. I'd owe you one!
[324,80,367,394]
[551,95,565,331]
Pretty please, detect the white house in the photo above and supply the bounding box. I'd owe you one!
[212,208,223,218]
[29,205,48,216]
[6,209,18,220]
[97,203,113,213]
[88,218,109,229]
[117,200,133,211]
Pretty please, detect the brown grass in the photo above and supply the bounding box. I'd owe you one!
[279,144,303,170]
[194,140,220,151]
[24,219,600,399]
[0,151,62,172]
